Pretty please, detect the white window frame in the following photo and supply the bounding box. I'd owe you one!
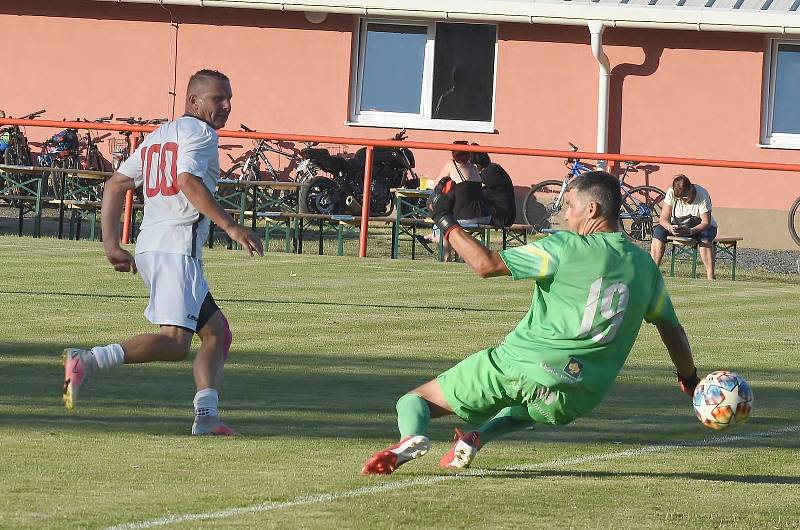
[347,17,498,134]
[760,37,800,150]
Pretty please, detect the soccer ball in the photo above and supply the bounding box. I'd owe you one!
[692,371,753,431]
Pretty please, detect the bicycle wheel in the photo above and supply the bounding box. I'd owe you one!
[789,196,800,247]
[223,161,264,181]
[3,148,24,196]
[87,148,105,171]
[4,142,24,166]
[620,185,665,242]
[522,180,566,232]
[7,139,33,167]
[49,162,64,199]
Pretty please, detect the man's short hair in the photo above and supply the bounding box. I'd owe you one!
[470,143,491,167]
[566,170,621,219]
[187,69,229,93]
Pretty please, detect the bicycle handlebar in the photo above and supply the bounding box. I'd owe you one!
[240,124,254,132]
[20,109,46,120]
[116,116,142,124]
[391,128,407,141]
[116,116,167,125]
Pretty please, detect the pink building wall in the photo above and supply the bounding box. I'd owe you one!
[3,0,799,247]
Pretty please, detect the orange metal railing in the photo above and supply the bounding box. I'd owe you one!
[2,117,800,256]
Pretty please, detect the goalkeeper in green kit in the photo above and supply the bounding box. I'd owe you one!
[361,171,700,475]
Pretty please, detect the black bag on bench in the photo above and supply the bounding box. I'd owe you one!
[672,215,701,229]
[672,215,701,236]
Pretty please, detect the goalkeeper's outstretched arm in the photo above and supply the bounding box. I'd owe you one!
[447,227,510,278]
[656,322,699,396]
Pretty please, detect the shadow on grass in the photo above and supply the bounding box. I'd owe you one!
[0,289,518,314]
[476,469,800,485]
[4,344,800,448]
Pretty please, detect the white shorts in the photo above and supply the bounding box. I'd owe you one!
[135,251,210,331]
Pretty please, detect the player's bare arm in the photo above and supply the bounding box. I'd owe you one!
[100,171,137,273]
[177,171,264,256]
[447,228,510,277]
[656,322,699,395]
[428,176,510,277]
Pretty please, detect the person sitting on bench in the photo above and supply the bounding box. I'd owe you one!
[472,147,516,229]
[650,174,718,280]
[430,141,491,262]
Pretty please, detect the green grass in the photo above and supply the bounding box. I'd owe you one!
[1,235,799,529]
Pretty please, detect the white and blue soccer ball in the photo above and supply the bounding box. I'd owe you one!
[692,371,753,431]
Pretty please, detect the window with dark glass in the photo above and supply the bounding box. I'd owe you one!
[354,20,496,127]
[431,23,496,122]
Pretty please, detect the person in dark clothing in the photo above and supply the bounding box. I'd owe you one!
[472,149,516,228]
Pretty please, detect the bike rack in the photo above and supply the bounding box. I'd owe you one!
[3,116,800,257]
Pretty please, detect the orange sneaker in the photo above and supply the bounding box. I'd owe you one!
[360,435,430,475]
[438,428,481,469]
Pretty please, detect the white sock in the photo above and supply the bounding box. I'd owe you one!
[194,388,219,418]
[90,343,125,370]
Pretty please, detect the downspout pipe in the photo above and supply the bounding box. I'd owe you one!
[588,20,611,170]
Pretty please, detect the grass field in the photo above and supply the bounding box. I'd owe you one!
[2,235,800,529]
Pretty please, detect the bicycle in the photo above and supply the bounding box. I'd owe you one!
[522,143,666,241]
[77,115,113,171]
[43,115,114,200]
[109,117,168,170]
[223,124,317,182]
[0,109,45,206]
[0,109,45,167]
[789,196,800,247]
[39,124,81,199]
[108,117,166,206]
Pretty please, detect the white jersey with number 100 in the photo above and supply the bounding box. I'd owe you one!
[117,116,220,260]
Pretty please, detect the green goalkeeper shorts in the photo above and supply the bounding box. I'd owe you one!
[437,347,581,427]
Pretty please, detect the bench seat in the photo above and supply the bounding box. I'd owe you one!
[668,236,743,280]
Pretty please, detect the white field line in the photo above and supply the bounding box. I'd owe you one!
[105,424,800,530]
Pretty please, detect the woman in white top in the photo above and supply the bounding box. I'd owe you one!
[650,174,718,280]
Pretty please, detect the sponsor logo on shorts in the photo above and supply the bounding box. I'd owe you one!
[539,361,578,384]
[187,314,198,321]
[563,357,584,381]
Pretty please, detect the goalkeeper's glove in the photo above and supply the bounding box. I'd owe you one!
[428,177,459,240]
[677,367,700,397]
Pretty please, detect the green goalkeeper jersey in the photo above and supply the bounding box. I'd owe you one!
[497,231,679,412]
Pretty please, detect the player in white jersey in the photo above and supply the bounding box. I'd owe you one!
[61,69,264,435]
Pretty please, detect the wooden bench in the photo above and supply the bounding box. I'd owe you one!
[0,194,43,236]
[393,217,436,259]
[472,223,533,249]
[254,212,398,256]
[433,222,531,262]
[668,236,743,280]
[259,212,342,255]
[45,199,103,241]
